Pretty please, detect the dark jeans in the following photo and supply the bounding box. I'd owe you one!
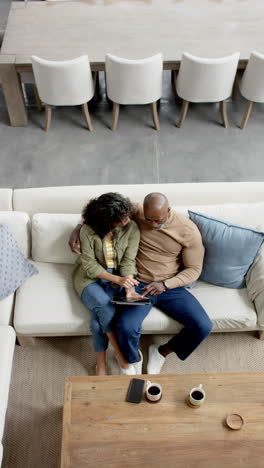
[115,282,213,364]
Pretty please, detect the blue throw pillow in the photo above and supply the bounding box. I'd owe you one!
[0,224,38,301]
[188,211,264,289]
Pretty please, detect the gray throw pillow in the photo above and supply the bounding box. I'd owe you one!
[0,224,38,301]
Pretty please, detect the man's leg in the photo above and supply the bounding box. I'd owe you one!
[148,287,213,373]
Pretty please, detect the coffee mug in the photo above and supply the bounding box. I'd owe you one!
[189,384,206,406]
[145,380,162,402]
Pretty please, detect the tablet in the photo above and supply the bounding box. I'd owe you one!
[111,295,151,306]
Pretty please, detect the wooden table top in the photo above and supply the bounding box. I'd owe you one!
[1,0,264,68]
[61,372,264,468]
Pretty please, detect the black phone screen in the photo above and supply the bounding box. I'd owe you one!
[126,378,145,404]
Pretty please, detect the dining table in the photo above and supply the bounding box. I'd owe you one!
[1,0,264,126]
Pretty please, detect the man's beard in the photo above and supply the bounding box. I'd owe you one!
[153,224,164,230]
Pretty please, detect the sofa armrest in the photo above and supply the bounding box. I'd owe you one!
[246,246,264,327]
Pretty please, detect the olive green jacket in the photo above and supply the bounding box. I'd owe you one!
[73,220,140,297]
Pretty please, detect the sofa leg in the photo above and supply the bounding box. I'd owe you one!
[257,330,264,340]
[17,336,36,346]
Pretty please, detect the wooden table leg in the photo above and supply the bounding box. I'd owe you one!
[0,56,28,126]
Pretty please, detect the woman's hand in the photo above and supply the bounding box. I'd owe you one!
[118,276,139,288]
[126,287,146,302]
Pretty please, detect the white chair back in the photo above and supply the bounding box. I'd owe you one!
[176,52,240,102]
[31,55,94,106]
[240,51,264,103]
[105,53,163,105]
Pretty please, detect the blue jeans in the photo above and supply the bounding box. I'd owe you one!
[81,270,121,352]
[114,282,213,363]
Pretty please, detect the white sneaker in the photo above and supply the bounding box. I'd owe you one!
[119,364,136,375]
[133,350,143,375]
[147,344,166,374]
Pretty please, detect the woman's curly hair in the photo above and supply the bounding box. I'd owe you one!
[82,192,133,238]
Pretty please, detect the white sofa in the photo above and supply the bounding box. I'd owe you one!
[0,182,264,343]
[2,181,264,463]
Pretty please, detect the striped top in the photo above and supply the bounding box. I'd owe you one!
[104,239,116,268]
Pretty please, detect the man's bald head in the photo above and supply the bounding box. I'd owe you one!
[143,193,170,230]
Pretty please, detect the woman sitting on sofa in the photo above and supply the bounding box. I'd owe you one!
[73,192,143,376]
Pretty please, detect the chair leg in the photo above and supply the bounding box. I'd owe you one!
[240,100,253,129]
[82,103,93,131]
[33,84,42,111]
[112,102,120,131]
[232,73,239,100]
[92,71,100,103]
[220,100,229,128]
[151,101,160,130]
[44,104,52,132]
[177,100,189,128]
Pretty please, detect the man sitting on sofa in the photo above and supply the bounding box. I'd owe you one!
[70,192,213,374]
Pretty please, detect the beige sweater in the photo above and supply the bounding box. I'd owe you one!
[133,205,204,289]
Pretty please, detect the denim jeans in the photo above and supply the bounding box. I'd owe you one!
[81,269,121,352]
[114,282,213,364]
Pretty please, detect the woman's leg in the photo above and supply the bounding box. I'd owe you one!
[81,282,134,372]
[96,352,107,376]
[90,312,108,375]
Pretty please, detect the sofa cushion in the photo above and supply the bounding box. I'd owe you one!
[0,326,16,441]
[14,263,257,336]
[14,262,90,336]
[0,294,14,326]
[175,201,264,230]
[0,225,38,302]
[0,189,12,211]
[188,211,264,288]
[30,202,264,265]
[0,211,31,258]
[32,213,80,264]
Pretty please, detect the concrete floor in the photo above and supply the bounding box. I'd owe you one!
[1,1,264,189]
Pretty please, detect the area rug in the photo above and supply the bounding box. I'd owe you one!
[2,331,264,468]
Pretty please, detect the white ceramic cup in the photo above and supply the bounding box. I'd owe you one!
[145,380,162,402]
[189,384,206,406]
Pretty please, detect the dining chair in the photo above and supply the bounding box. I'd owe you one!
[31,55,94,131]
[239,51,264,129]
[175,52,240,128]
[105,53,163,131]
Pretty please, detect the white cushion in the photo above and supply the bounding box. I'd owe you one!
[0,294,14,326]
[14,263,256,337]
[190,281,256,329]
[142,281,256,332]
[0,189,12,211]
[14,262,90,336]
[13,183,264,215]
[32,213,80,264]
[174,202,264,230]
[0,326,16,441]
[31,202,264,265]
[0,212,31,258]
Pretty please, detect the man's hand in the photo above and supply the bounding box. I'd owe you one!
[69,224,82,255]
[142,282,165,296]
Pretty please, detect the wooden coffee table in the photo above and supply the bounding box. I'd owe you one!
[60,372,264,468]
